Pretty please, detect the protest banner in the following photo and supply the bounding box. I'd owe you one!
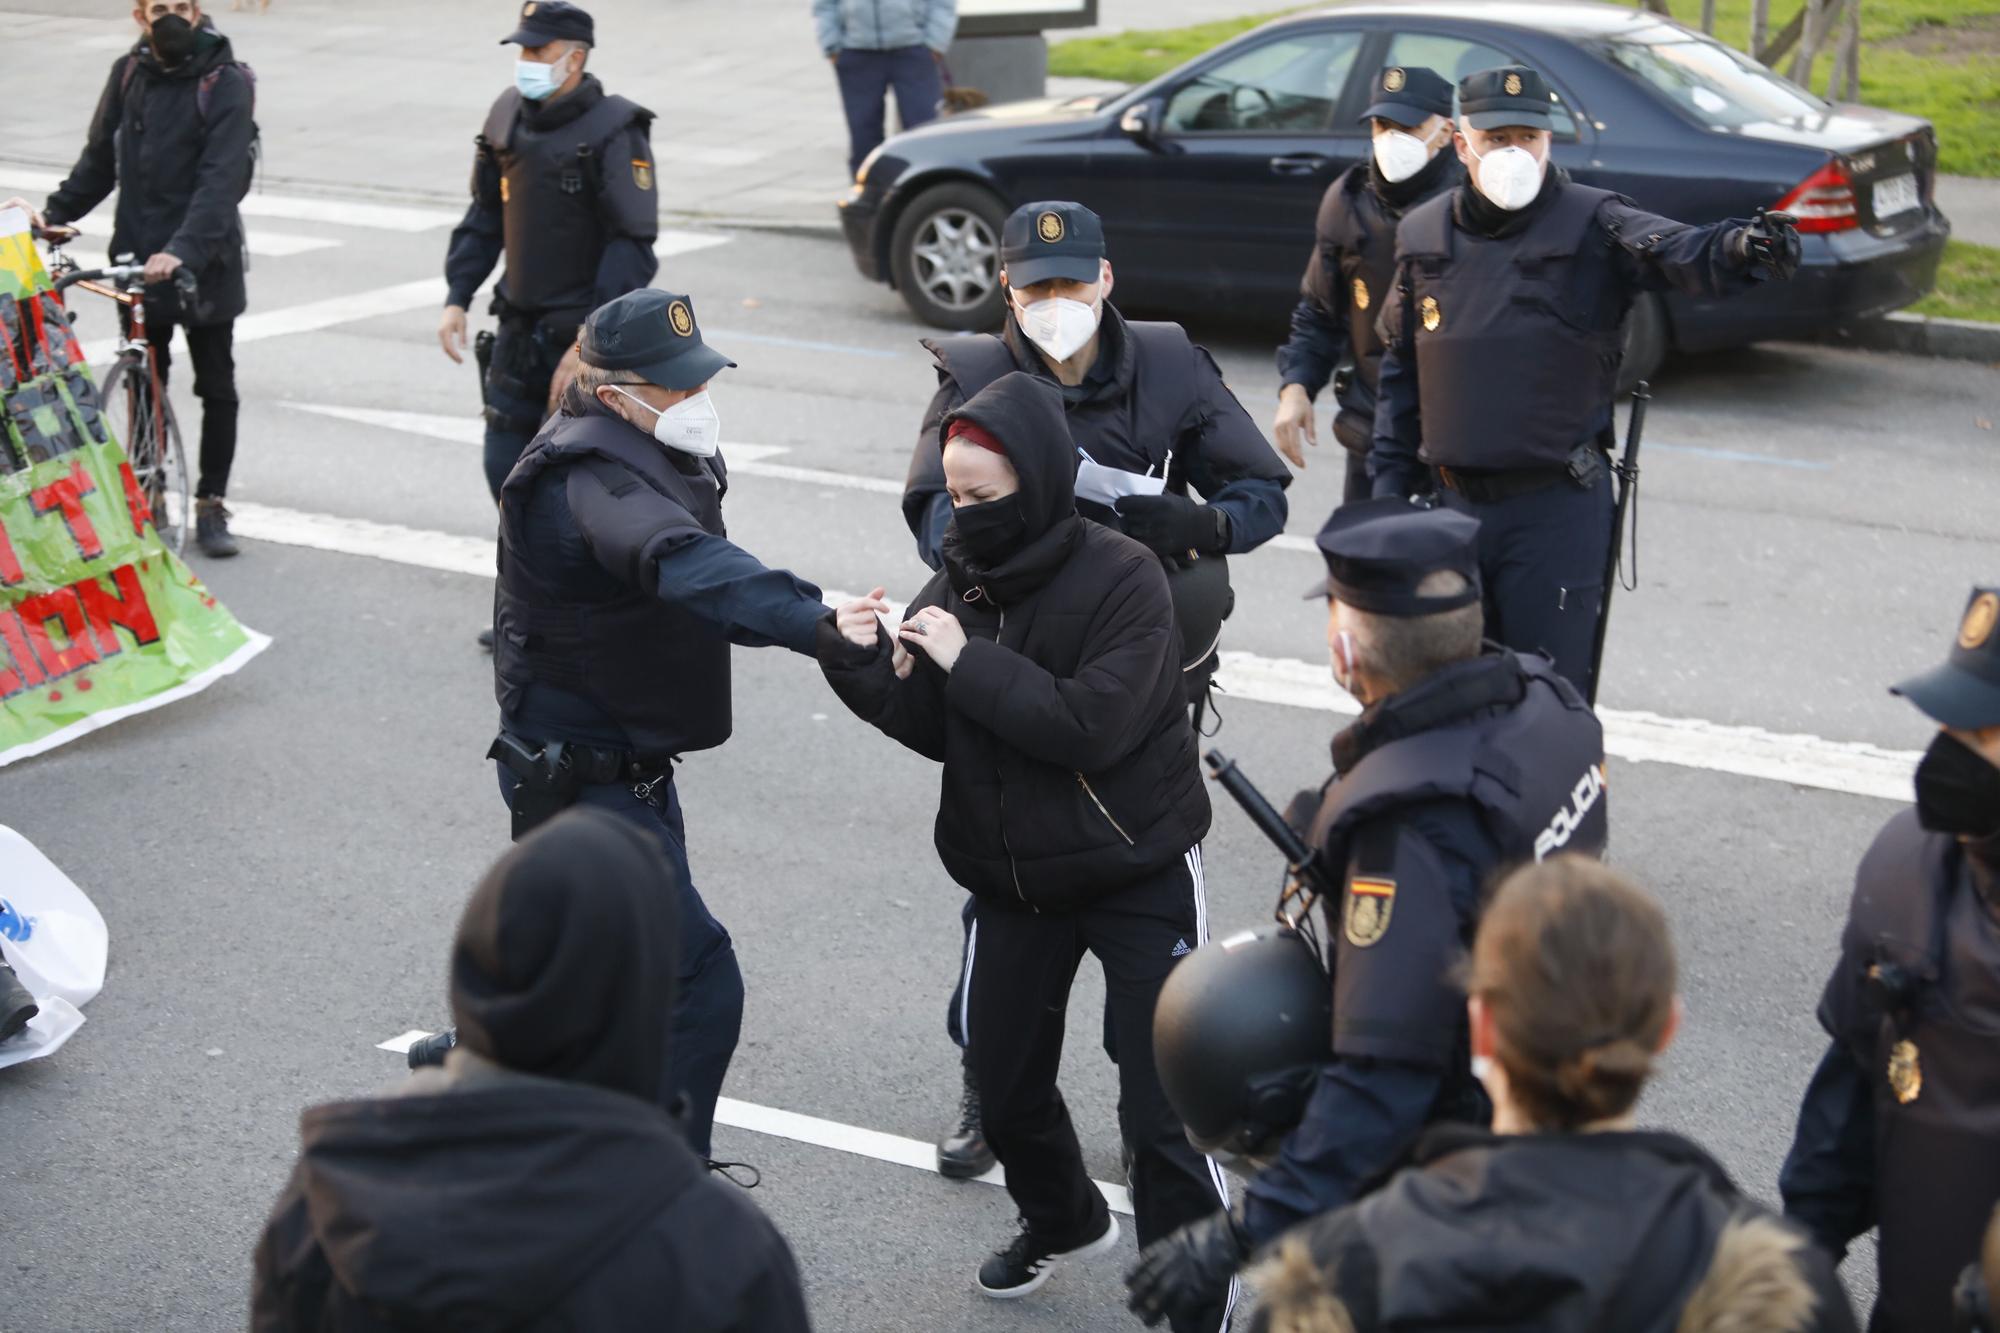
[0,208,267,767]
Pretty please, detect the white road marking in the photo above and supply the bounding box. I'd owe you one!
[0,164,462,232]
[654,231,734,260]
[222,499,1921,801]
[370,1029,1133,1214]
[58,213,341,258]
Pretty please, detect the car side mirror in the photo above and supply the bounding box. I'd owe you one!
[1119,99,1163,146]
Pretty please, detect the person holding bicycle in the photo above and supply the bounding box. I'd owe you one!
[35,1,257,559]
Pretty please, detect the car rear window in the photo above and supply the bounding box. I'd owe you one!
[1597,26,1829,129]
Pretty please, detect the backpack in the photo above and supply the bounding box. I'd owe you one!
[119,56,261,201]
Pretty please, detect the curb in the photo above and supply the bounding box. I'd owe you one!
[1824,312,2000,363]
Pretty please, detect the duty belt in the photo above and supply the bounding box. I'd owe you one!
[1434,463,1569,504]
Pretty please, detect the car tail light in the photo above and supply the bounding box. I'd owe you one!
[1775,160,1858,233]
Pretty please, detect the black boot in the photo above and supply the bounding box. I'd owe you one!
[937,1055,995,1179]
[406,1027,458,1070]
[1,961,38,1043]
[195,498,240,557]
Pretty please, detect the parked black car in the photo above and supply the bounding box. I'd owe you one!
[837,0,1948,380]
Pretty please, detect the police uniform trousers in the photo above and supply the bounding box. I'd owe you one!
[481,318,564,502]
[496,766,744,1160]
[965,846,1237,1333]
[1447,469,1613,698]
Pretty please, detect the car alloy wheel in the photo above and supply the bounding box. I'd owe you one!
[910,207,999,314]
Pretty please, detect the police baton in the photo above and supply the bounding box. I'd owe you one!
[1585,380,1648,707]
[1205,751,1336,935]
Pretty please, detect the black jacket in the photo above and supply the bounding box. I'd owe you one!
[251,1053,812,1333]
[45,21,254,325]
[1249,1126,1856,1333]
[823,372,1210,911]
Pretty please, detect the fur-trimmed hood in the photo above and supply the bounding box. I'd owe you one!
[1248,1127,1855,1333]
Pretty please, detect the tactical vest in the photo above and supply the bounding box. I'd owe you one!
[482,89,647,317]
[1833,812,2000,1333]
[1398,183,1624,470]
[494,412,732,760]
[1308,653,1608,885]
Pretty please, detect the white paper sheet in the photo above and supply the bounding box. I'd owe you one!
[1074,456,1167,508]
[0,996,85,1071]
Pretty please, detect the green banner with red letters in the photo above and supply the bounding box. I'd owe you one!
[0,208,266,767]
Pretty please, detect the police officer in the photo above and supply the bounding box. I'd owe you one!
[1272,67,1460,504]
[438,2,659,512]
[1781,586,2000,1333]
[1125,499,1609,1328]
[1371,65,1801,698]
[905,199,1292,1177]
[415,289,853,1166]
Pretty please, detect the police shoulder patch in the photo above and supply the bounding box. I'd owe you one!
[1961,591,1998,650]
[633,159,654,192]
[1344,877,1395,948]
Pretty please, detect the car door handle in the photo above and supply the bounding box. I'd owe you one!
[1268,153,1330,176]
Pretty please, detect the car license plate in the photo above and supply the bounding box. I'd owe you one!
[1873,174,1920,219]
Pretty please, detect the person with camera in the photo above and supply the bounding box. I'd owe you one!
[251,808,813,1333]
[1242,857,1857,1333]
[39,0,257,558]
[438,1,659,646]
[1781,586,2000,1333]
[1125,499,1607,1329]
[821,372,1233,1331]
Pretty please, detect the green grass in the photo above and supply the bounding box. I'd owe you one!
[1913,240,2000,321]
[1048,0,2000,177]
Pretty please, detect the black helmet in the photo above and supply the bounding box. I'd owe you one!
[1153,930,1332,1168]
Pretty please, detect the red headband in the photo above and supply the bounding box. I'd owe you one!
[947,419,1007,456]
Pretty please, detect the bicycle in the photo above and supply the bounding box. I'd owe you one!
[41,233,196,555]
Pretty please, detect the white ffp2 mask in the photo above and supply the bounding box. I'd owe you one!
[612,386,722,458]
[1012,294,1101,363]
[1469,142,1547,211]
[1372,129,1436,183]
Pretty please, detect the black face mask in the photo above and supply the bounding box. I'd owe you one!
[151,14,197,62]
[951,494,1030,565]
[1914,730,2000,839]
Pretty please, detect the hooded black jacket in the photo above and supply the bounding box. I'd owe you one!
[821,372,1210,911]
[44,20,254,324]
[250,1056,811,1333]
[1247,1126,1857,1333]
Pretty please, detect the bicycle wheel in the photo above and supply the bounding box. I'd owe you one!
[104,359,191,555]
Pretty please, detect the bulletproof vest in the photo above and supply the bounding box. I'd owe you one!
[1398,183,1624,470]
[482,89,645,318]
[494,411,733,760]
[1309,652,1608,884]
[1834,812,2000,1333]
[1320,172,1406,452]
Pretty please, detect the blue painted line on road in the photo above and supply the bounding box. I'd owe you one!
[1647,441,1831,471]
[702,327,906,360]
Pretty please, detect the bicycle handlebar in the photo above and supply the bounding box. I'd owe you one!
[51,264,198,303]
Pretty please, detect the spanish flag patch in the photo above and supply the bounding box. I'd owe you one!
[1344,877,1395,948]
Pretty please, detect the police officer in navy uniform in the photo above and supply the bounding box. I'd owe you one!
[1125,500,1610,1328]
[412,290,854,1167]
[1272,67,1460,504]
[1781,586,2000,1333]
[438,2,659,514]
[1371,65,1801,698]
[905,199,1292,1177]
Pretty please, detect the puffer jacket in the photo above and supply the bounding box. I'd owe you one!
[813,0,958,54]
[819,371,1209,912]
[1247,1125,1858,1333]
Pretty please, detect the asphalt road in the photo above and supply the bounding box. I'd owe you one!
[1,148,1997,1331]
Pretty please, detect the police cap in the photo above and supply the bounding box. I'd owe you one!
[1892,587,2000,729]
[1002,201,1106,287]
[1360,66,1454,128]
[1307,497,1482,614]
[501,0,594,47]
[1457,64,1554,131]
[579,290,735,392]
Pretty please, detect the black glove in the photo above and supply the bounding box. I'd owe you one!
[1124,1210,1252,1329]
[1116,492,1229,556]
[1730,209,1801,281]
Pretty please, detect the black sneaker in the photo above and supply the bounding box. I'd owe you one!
[406,1028,458,1070]
[938,1058,996,1179]
[476,627,495,651]
[195,498,240,558]
[976,1212,1119,1299]
[0,963,37,1043]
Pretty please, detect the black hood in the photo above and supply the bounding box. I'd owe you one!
[939,371,1085,603]
[291,1072,700,1324]
[450,806,680,1101]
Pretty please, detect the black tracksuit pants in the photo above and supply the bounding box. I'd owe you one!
[965,846,1237,1333]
